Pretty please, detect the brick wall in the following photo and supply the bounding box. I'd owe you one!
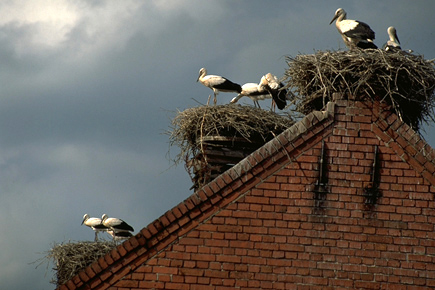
[61,100,435,290]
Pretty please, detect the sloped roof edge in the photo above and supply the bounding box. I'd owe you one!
[58,103,335,290]
[370,100,435,187]
[59,100,435,290]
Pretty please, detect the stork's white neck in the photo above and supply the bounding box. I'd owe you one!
[337,12,346,22]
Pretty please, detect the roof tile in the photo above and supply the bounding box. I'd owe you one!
[116,245,128,257]
[84,266,96,279]
[90,262,103,276]
[214,175,227,189]
[78,271,90,283]
[140,228,153,240]
[88,277,103,289]
[221,171,235,184]
[109,248,121,261]
[208,178,222,193]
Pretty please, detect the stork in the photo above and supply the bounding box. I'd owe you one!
[101,214,134,233]
[259,73,287,110]
[230,82,271,108]
[383,26,401,51]
[197,67,242,105]
[81,214,109,242]
[330,8,377,49]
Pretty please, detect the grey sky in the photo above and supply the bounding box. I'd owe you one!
[1,1,434,289]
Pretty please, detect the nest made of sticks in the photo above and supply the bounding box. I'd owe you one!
[283,49,435,131]
[167,104,295,166]
[43,241,115,286]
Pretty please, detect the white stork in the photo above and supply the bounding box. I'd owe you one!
[259,73,287,110]
[330,8,377,49]
[230,82,271,108]
[383,26,401,51]
[81,214,109,242]
[101,214,134,233]
[197,67,242,105]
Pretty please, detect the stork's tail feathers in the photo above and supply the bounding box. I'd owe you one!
[266,85,287,110]
[357,40,378,49]
[225,80,242,93]
[213,79,242,93]
[233,83,242,93]
[273,89,287,110]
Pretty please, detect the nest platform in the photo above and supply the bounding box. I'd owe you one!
[284,49,435,131]
[168,105,294,190]
[44,241,115,286]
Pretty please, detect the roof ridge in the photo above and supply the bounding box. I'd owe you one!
[58,100,435,290]
[58,103,336,290]
[371,101,435,186]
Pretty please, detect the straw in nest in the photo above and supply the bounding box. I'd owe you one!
[40,241,115,286]
[167,104,295,165]
[283,49,435,131]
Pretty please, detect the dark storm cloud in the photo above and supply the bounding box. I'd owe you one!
[0,1,434,289]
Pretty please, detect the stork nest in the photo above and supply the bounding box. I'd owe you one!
[283,49,435,131]
[167,104,294,165]
[41,241,115,286]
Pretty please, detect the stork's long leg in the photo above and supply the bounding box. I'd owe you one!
[270,99,276,112]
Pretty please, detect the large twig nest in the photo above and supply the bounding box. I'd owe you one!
[41,241,115,286]
[283,49,435,131]
[167,104,294,165]
[167,105,294,190]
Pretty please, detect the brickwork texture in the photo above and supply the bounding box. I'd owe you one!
[59,100,435,290]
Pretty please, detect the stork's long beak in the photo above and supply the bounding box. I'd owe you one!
[329,14,338,25]
[81,219,85,225]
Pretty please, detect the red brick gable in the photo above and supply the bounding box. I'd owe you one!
[58,100,435,290]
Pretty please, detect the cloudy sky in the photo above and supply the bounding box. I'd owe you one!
[1,1,434,289]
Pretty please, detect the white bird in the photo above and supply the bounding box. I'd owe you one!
[197,67,242,105]
[81,214,109,242]
[330,8,377,49]
[101,214,134,233]
[383,26,401,51]
[230,82,271,108]
[259,73,287,110]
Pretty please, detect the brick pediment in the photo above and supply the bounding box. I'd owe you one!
[59,100,435,290]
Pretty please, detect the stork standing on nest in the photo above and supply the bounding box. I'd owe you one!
[230,82,271,108]
[197,67,242,105]
[259,73,287,110]
[383,26,401,51]
[101,214,134,233]
[81,214,109,242]
[330,8,377,49]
